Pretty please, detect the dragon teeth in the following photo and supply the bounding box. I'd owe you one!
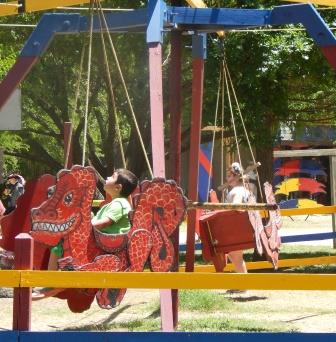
[32,217,75,233]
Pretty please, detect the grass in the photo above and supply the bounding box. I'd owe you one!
[61,289,298,332]
[178,317,294,332]
[179,289,232,311]
[53,244,336,333]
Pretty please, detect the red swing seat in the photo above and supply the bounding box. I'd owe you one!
[199,183,281,272]
[199,210,255,272]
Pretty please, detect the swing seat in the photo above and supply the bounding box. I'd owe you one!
[93,228,128,253]
[199,210,255,272]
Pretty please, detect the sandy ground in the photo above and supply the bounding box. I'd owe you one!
[0,214,335,332]
[1,289,336,332]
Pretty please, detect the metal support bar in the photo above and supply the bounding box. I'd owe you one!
[148,43,165,177]
[168,6,271,30]
[330,155,336,248]
[13,233,33,331]
[148,38,173,331]
[187,201,278,211]
[0,56,38,110]
[147,0,166,44]
[169,20,182,328]
[270,4,336,46]
[186,34,206,273]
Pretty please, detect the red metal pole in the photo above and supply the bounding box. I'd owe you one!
[0,56,39,110]
[169,28,182,328]
[185,34,206,272]
[169,31,182,184]
[149,41,174,332]
[149,42,165,177]
[63,121,73,169]
[13,233,33,331]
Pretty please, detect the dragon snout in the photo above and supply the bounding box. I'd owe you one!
[31,206,57,222]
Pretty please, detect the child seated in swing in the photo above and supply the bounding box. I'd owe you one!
[33,168,138,299]
[223,162,251,274]
[91,168,138,234]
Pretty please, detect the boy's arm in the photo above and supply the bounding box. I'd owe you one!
[92,217,114,230]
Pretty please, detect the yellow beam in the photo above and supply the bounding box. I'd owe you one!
[282,0,336,7]
[0,1,19,16]
[0,270,21,287]
[182,255,336,272]
[185,0,224,37]
[280,205,336,216]
[0,0,105,17]
[185,0,207,8]
[14,270,336,290]
[24,0,102,13]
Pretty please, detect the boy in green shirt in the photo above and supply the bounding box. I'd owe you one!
[92,168,138,234]
[33,168,138,299]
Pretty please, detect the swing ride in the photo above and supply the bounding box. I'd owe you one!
[0,0,335,330]
[196,54,281,272]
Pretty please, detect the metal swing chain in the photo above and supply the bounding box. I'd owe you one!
[81,0,94,166]
[223,57,246,189]
[224,62,264,202]
[206,64,222,197]
[95,0,126,168]
[96,0,154,178]
[64,43,86,169]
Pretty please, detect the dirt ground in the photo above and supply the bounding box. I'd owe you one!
[0,288,336,332]
[0,214,335,332]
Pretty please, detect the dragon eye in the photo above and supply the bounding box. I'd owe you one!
[64,192,73,205]
[47,186,55,198]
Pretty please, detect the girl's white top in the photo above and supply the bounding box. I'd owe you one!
[225,186,250,203]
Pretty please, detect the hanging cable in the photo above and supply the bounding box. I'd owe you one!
[224,62,264,201]
[223,58,245,189]
[71,43,86,123]
[206,65,222,197]
[95,0,126,168]
[96,0,153,178]
[81,0,94,166]
[220,59,226,200]
[64,43,86,169]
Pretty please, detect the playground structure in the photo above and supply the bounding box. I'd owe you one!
[0,0,336,338]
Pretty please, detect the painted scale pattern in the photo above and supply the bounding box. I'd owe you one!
[30,166,187,312]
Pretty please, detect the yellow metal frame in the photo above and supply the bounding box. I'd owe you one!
[0,270,335,290]
[180,255,336,272]
[0,0,104,17]
[0,1,18,16]
[185,0,224,37]
[282,0,336,6]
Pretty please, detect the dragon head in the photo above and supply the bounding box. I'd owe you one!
[30,165,97,247]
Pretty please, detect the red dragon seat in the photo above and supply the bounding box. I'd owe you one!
[28,166,187,312]
[0,166,187,313]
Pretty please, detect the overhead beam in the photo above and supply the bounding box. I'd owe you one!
[169,7,271,30]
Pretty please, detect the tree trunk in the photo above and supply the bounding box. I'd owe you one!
[255,145,274,186]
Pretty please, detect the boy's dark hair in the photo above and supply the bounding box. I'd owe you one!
[114,169,138,197]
